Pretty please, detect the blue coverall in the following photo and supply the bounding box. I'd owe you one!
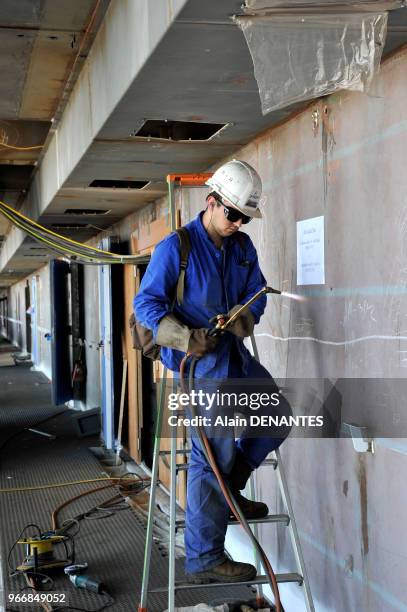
[134,212,288,573]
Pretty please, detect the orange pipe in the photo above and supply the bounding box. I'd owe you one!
[179,355,282,612]
[166,173,213,186]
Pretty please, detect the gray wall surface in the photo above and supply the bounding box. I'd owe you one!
[4,261,102,411]
[221,47,407,612]
[124,47,406,612]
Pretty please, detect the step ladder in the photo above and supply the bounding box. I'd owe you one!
[137,366,315,612]
[138,175,314,611]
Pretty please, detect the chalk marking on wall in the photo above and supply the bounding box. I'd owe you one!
[297,286,407,298]
[375,438,407,456]
[255,332,407,347]
[264,118,407,190]
[299,529,407,612]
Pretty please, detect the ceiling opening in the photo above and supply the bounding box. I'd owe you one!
[134,120,226,141]
[64,208,111,215]
[89,180,149,189]
[0,165,35,190]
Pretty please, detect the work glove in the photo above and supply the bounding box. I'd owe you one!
[156,314,219,357]
[188,328,219,357]
[224,304,255,338]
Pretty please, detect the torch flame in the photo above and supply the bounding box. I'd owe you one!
[281,291,307,302]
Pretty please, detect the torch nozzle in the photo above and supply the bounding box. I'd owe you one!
[265,286,282,295]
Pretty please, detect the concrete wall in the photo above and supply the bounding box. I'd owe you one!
[225,48,407,612]
[4,264,52,379]
[3,257,104,409]
[100,46,407,611]
[3,257,104,408]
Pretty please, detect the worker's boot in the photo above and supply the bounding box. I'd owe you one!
[228,449,269,519]
[186,559,257,584]
[229,490,268,520]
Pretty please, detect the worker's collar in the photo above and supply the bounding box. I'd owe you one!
[196,211,232,250]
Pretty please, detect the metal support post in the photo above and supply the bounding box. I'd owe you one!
[167,178,177,232]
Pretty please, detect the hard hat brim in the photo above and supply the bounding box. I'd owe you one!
[226,201,262,219]
[205,178,262,219]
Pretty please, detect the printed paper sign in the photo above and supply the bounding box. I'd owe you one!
[297,216,325,285]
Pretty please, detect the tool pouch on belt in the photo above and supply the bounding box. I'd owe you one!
[129,227,191,360]
[129,313,161,360]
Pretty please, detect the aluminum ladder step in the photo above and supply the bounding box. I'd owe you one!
[159,450,278,470]
[175,513,290,528]
[174,462,277,472]
[149,572,303,593]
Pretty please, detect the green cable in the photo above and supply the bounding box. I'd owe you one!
[0,202,150,266]
[0,206,102,262]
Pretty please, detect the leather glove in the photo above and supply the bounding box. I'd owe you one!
[156,314,219,356]
[188,328,219,357]
[224,305,255,338]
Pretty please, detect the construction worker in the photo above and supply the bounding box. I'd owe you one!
[134,160,291,584]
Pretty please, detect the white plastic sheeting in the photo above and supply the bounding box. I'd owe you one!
[235,12,388,114]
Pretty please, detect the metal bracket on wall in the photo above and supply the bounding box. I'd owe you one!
[341,422,375,453]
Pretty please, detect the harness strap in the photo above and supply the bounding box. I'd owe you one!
[175,227,191,305]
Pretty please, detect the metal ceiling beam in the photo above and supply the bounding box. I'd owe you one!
[1,0,407,285]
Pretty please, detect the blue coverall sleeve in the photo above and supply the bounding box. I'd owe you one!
[133,233,180,338]
[242,238,267,324]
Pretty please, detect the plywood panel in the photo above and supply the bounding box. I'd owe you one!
[124,263,140,462]
[131,216,170,253]
[126,211,186,506]
[124,214,171,462]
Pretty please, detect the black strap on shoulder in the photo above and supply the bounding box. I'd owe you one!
[174,227,191,305]
[171,229,246,306]
[235,231,246,250]
[235,231,249,260]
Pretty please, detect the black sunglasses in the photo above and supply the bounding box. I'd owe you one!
[213,195,252,225]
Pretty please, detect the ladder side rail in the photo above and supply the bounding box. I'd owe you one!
[250,334,314,611]
[248,473,264,601]
[273,448,315,612]
[249,333,260,362]
[168,380,178,611]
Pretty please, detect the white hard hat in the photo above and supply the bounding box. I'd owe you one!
[206,159,262,219]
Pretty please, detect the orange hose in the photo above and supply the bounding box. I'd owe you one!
[179,354,282,612]
[52,483,117,530]
[51,476,145,530]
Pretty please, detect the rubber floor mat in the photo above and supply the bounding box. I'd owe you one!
[0,366,258,611]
